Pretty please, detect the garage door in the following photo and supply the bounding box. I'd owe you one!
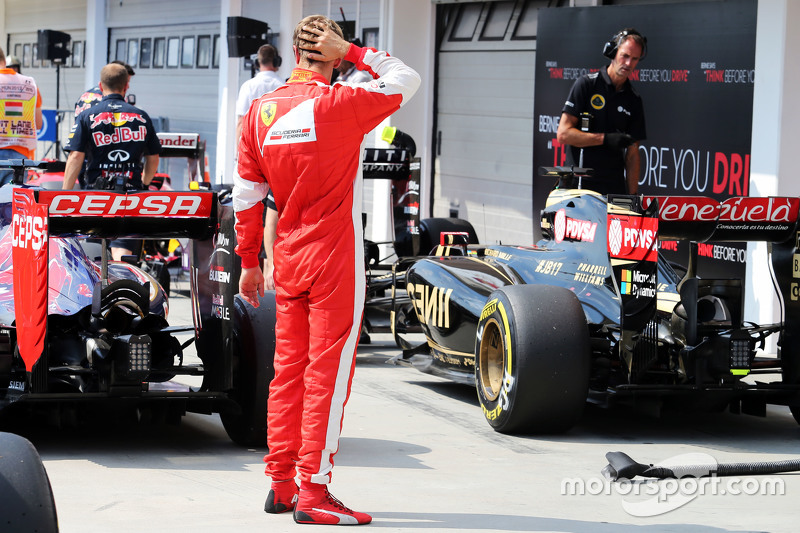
[434,1,541,245]
[109,23,221,188]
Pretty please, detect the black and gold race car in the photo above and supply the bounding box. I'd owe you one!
[393,167,800,434]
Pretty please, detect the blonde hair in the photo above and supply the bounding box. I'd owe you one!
[293,15,344,64]
[100,63,130,93]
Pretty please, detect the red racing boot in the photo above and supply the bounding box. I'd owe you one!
[264,479,299,514]
[293,482,372,525]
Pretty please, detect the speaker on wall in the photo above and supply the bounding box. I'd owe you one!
[37,29,71,62]
[227,16,271,58]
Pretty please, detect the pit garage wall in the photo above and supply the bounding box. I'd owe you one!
[748,0,800,335]
[432,1,537,245]
[533,0,757,283]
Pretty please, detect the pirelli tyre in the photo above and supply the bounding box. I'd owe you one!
[474,284,590,434]
[0,432,59,533]
[222,292,276,446]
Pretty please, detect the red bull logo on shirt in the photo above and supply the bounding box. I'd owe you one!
[92,126,149,146]
[90,111,146,129]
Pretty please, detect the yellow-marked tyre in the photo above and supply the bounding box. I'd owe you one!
[474,285,590,434]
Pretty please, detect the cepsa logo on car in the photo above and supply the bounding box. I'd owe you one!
[38,191,213,218]
[607,215,658,262]
[11,213,47,250]
[554,208,598,243]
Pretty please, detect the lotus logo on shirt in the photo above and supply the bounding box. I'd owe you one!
[590,94,605,110]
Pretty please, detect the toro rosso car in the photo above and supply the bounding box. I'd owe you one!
[396,167,800,434]
[0,161,274,446]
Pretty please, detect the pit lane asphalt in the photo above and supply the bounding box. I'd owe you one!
[18,289,800,533]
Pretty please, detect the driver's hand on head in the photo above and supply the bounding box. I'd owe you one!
[239,266,265,308]
[299,24,350,62]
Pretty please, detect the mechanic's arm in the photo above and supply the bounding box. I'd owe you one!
[625,142,641,195]
[62,150,85,189]
[142,154,159,186]
[262,207,278,291]
[556,113,603,148]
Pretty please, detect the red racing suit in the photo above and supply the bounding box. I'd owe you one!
[233,43,420,485]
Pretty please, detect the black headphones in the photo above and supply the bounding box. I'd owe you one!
[602,28,647,60]
[256,44,282,68]
[272,47,282,68]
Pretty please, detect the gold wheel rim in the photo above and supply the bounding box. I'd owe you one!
[478,318,504,401]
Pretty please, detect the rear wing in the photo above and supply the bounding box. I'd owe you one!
[11,187,217,378]
[28,188,216,240]
[644,196,799,244]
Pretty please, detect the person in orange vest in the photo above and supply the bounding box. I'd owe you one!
[0,47,43,186]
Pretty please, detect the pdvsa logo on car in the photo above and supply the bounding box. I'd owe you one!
[607,215,657,262]
[11,214,47,251]
[554,209,598,243]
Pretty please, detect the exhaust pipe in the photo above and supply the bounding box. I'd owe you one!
[603,451,800,481]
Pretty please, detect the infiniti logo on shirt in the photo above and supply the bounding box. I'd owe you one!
[108,149,130,162]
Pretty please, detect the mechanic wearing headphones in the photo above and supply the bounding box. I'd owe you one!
[235,44,285,142]
[556,28,647,195]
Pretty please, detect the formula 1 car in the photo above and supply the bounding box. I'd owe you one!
[0,160,274,447]
[395,167,800,434]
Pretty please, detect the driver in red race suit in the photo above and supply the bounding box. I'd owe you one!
[233,15,420,526]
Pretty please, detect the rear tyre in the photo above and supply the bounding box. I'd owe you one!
[0,432,59,533]
[221,292,276,446]
[419,218,478,255]
[474,285,590,434]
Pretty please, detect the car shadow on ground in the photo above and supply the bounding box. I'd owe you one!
[357,337,800,454]
[1,409,260,468]
[374,368,800,456]
[368,512,752,532]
